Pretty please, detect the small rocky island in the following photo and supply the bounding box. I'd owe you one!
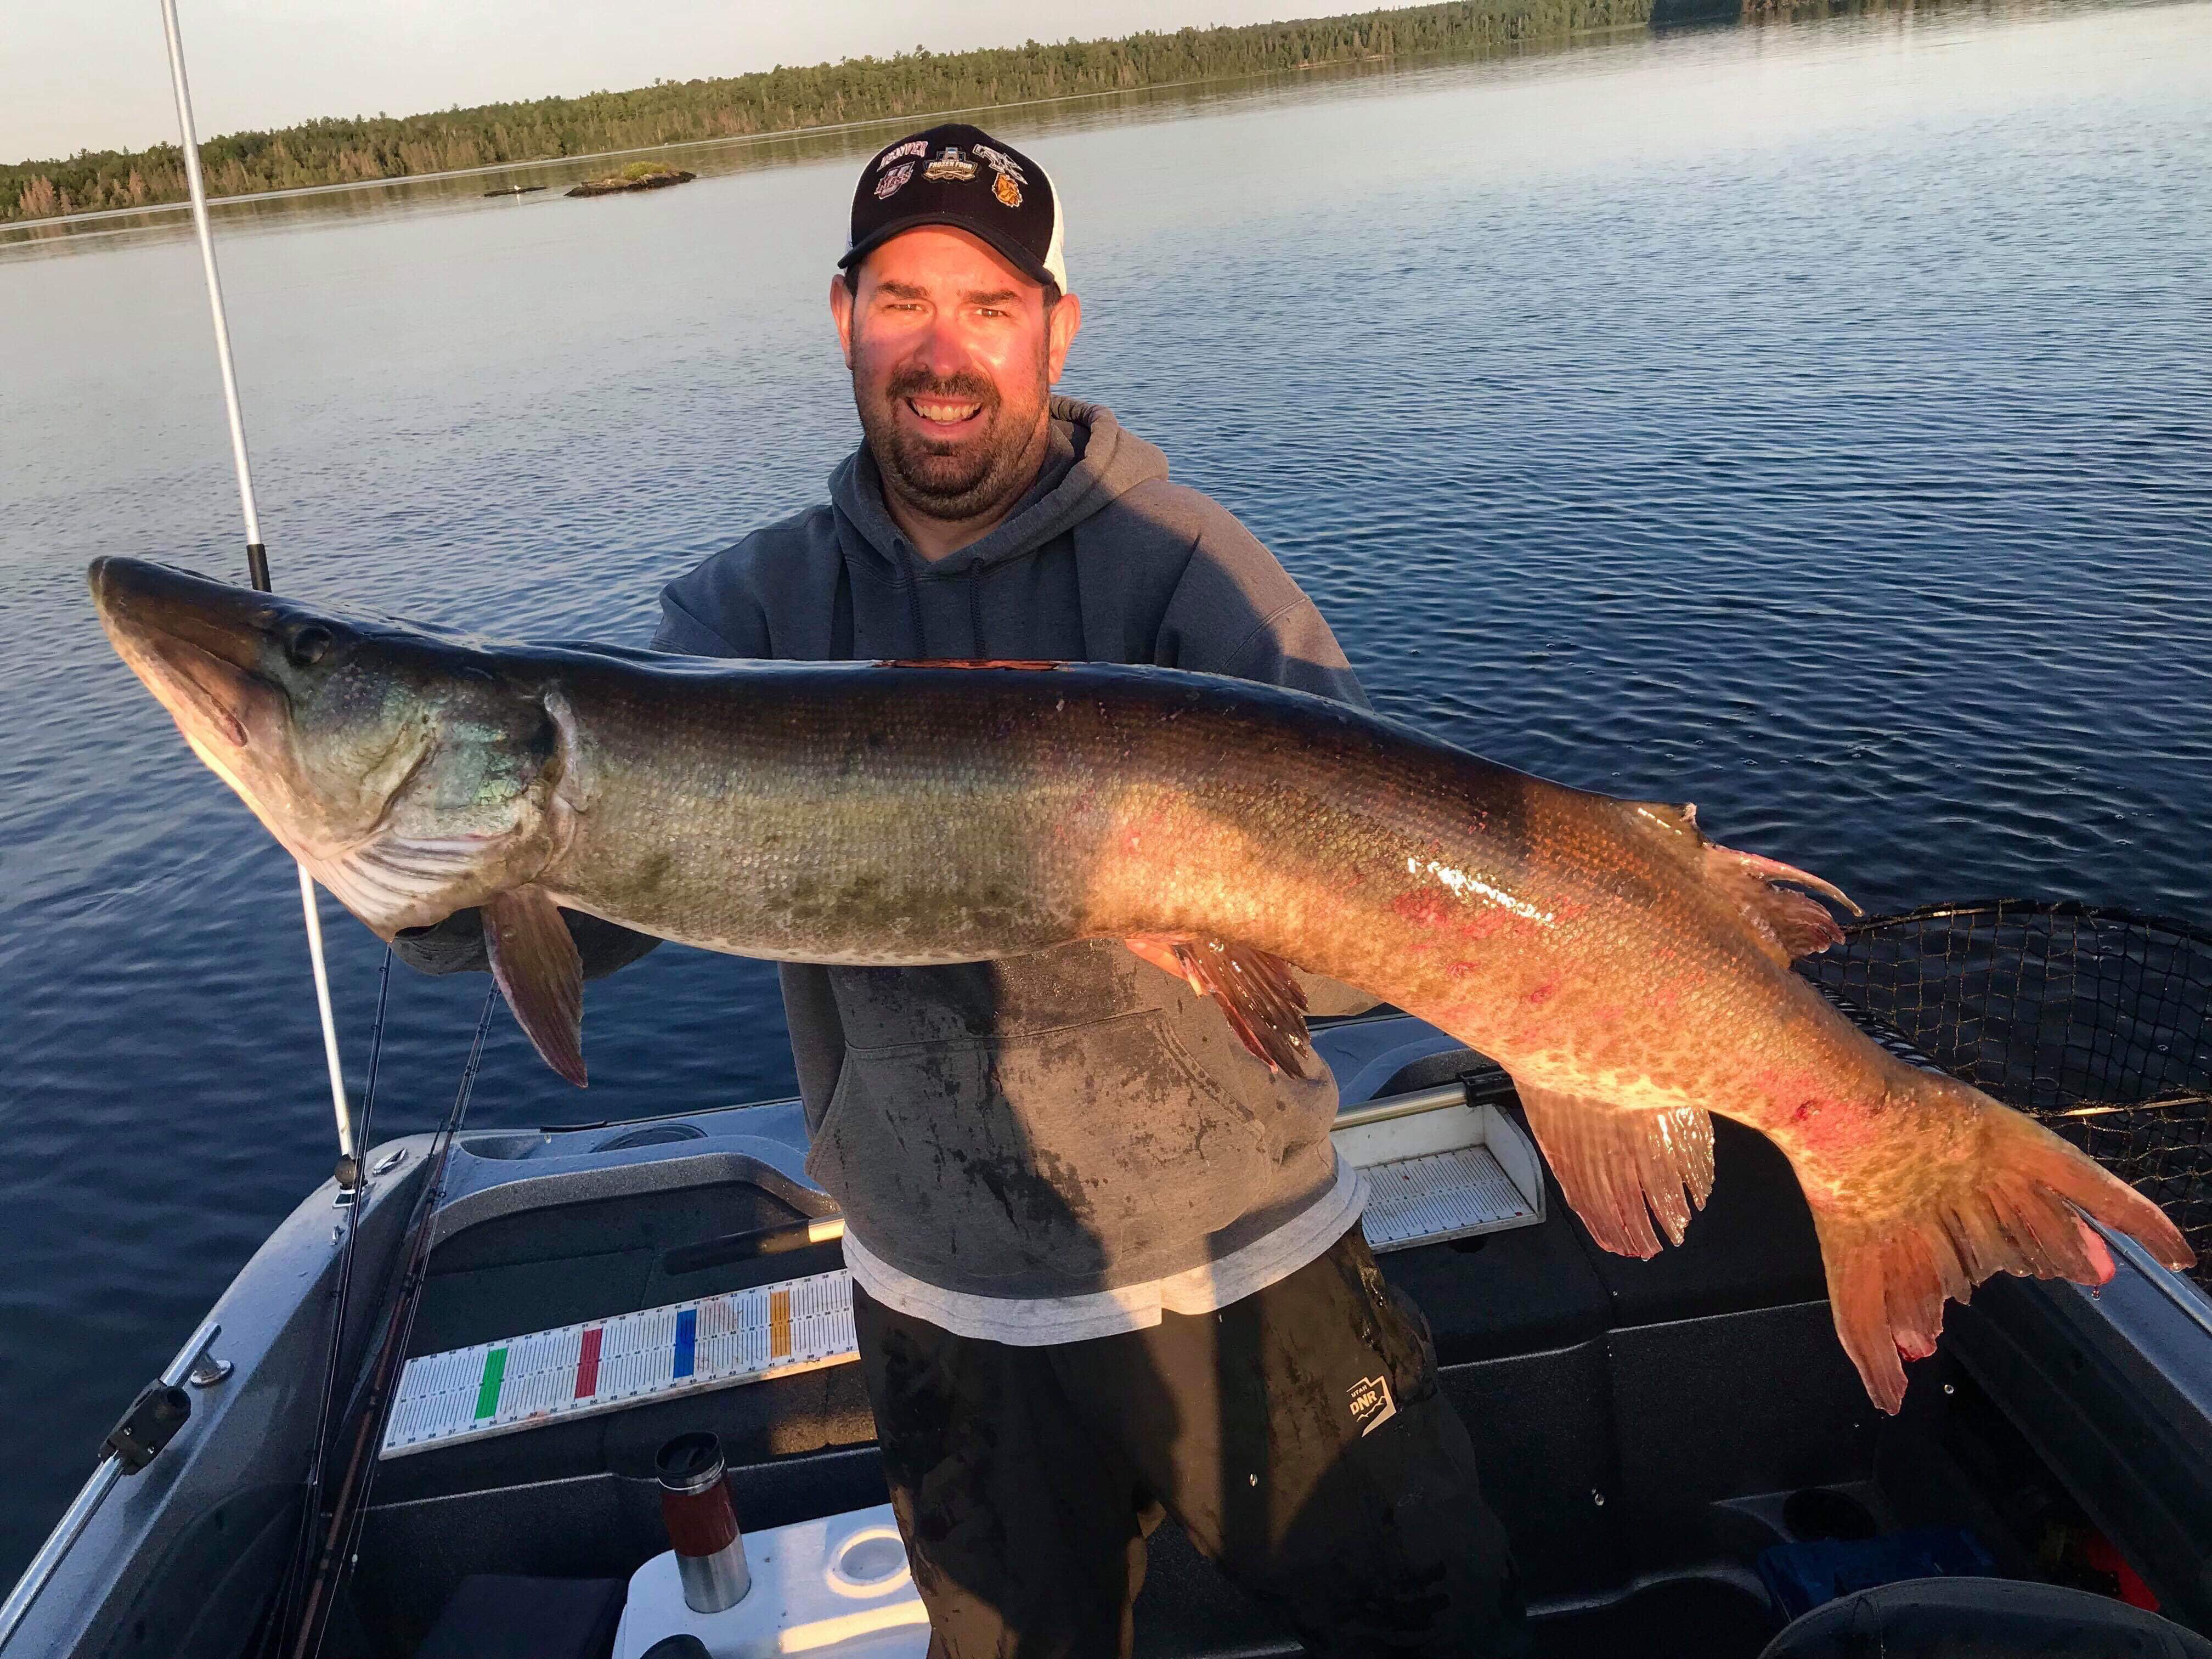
[566,161,697,198]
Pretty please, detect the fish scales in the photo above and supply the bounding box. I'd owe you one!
[88,557,2194,1412]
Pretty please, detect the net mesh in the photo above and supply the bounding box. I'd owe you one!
[1797,899,2212,1289]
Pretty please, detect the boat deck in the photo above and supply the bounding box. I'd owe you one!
[336,1017,2211,1657]
[13,1011,2208,1658]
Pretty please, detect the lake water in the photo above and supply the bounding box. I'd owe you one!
[3,0,2208,1582]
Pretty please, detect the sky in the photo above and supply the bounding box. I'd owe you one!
[2,0,1322,165]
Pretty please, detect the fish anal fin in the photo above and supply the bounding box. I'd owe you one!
[1125,934,1315,1079]
[1514,1079,1714,1258]
[483,886,586,1086]
[875,658,1064,670]
[1804,1091,2193,1413]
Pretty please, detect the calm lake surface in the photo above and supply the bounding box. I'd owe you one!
[3,0,2209,1578]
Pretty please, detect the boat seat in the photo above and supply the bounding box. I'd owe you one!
[1383,1105,1830,1364]
[1760,1577,2212,1658]
[413,1573,625,1659]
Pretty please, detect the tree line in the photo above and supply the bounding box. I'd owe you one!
[4,0,1651,224]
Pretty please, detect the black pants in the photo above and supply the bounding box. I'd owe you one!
[854,1226,1530,1659]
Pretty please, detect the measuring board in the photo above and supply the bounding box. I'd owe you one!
[380,1269,857,1458]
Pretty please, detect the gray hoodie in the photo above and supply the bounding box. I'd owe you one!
[646,399,1372,1318]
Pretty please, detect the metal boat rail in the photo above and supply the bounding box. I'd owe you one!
[0,1322,230,1651]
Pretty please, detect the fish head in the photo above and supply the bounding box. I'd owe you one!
[89,556,572,933]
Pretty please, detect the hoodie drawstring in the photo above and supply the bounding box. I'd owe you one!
[898,558,928,658]
[968,569,986,659]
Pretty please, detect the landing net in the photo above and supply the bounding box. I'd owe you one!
[1799,899,2212,1289]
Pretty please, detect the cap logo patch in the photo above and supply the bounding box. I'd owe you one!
[923,147,978,183]
[874,161,916,200]
[973,144,1028,185]
[993,171,1023,208]
[877,139,928,171]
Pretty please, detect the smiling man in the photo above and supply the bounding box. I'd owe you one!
[486,122,1526,1656]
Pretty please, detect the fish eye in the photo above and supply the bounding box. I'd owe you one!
[286,624,335,668]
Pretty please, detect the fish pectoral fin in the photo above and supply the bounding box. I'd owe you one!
[1513,1080,1714,1258]
[483,886,586,1086]
[1124,934,1316,1079]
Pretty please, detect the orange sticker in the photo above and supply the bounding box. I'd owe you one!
[768,1289,793,1361]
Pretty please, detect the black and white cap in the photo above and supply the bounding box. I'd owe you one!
[840,122,1066,291]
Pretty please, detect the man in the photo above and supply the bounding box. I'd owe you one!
[406,123,1527,1657]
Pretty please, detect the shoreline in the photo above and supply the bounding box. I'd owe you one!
[0,28,1637,241]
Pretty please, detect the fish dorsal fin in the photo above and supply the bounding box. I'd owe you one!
[483,885,586,1086]
[1124,934,1316,1079]
[1627,799,1702,843]
[1513,1079,1714,1257]
[874,658,1064,670]
[1702,844,1860,963]
[1627,799,1859,966]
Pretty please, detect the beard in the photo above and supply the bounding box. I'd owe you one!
[857,362,1049,526]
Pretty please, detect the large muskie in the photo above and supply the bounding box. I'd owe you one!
[90,556,2192,1410]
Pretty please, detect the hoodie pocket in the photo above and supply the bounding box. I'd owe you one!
[803,1009,1277,1292]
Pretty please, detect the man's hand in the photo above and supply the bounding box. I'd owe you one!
[1295,970,1382,1019]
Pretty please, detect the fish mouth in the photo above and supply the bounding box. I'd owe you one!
[88,556,285,754]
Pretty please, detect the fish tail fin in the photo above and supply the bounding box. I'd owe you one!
[1515,1080,1716,1257]
[1810,1087,2192,1413]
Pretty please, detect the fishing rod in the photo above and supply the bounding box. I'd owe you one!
[274,951,392,1646]
[158,0,358,1178]
[156,4,405,1650]
[282,991,498,1659]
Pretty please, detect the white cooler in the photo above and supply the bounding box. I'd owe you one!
[612,1503,929,1659]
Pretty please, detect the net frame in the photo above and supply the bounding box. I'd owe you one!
[1798,899,2211,1289]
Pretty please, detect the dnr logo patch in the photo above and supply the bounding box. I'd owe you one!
[1347,1373,1397,1436]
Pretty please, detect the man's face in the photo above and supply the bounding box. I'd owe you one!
[832,227,1080,525]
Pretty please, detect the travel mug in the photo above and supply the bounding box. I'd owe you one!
[656,1431,751,1613]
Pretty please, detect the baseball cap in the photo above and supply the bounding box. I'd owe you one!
[840,122,1067,292]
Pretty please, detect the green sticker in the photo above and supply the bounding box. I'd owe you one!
[475,1347,509,1420]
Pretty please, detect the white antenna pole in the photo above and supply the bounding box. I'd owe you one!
[159,0,357,1170]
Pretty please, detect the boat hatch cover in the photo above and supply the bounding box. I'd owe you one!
[1339,1094,1548,1251]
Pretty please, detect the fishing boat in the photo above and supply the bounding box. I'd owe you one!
[3,902,2208,1658]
